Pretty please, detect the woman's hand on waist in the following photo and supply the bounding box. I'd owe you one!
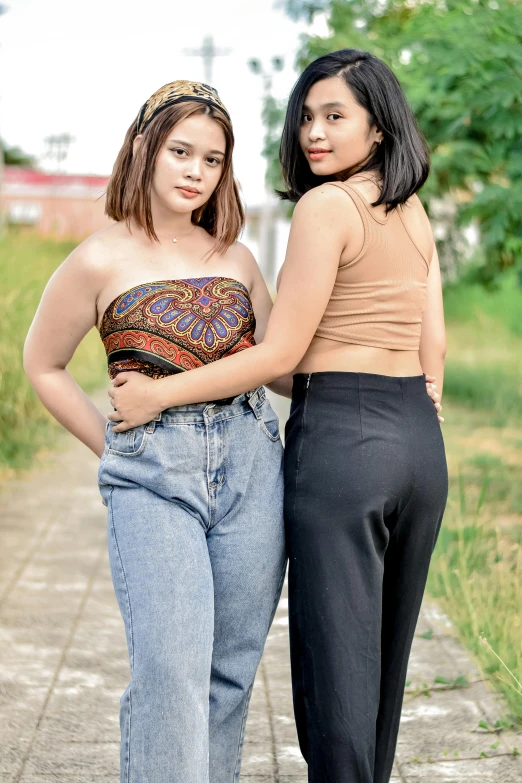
[426,374,444,422]
[108,372,162,431]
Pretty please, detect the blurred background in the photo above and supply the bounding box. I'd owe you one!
[0,0,521,729]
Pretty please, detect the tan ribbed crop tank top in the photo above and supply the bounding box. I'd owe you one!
[315,181,432,351]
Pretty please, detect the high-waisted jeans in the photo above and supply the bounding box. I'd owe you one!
[98,387,286,783]
[284,372,448,783]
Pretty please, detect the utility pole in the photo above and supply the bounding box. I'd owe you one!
[248,56,285,289]
[44,133,75,172]
[183,36,231,85]
[0,4,9,238]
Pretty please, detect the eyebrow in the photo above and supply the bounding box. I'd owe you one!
[168,138,225,156]
[302,101,346,112]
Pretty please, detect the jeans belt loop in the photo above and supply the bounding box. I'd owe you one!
[247,387,263,412]
[146,412,161,434]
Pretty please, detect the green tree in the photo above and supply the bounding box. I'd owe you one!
[271,0,522,283]
[1,141,36,167]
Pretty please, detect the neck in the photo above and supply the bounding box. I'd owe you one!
[149,198,195,242]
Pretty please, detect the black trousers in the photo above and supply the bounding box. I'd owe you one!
[284,372,448,783]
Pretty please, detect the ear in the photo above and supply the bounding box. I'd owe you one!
[132,134,144,156]
[375,128,384,145]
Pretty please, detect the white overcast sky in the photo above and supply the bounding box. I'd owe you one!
[0,0,329,205]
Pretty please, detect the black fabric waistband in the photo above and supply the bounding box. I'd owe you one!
[292,371,427,400]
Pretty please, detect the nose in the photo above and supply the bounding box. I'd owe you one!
[185,157,203,181]
[308,118,326,141]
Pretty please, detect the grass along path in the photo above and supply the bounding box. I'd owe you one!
[428,401,522,726]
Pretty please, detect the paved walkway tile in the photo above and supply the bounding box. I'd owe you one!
[0,392,519,782]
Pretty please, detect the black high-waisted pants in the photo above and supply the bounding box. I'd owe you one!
[284,372,448,783]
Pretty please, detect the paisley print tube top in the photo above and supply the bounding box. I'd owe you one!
[98,276,256,380]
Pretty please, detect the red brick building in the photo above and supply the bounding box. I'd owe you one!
[1,166,112,239]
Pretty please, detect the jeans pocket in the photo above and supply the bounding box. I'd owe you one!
[255,399,281,442]
[107,423,149,456]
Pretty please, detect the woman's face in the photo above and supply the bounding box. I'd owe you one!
[150,113,226,215]
[299,76,382,177]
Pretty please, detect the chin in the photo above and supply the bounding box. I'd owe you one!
[308,158,340,177]
[169,195,205,213]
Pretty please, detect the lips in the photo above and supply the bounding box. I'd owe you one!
[308,148,332,161]
[177,186,201,198]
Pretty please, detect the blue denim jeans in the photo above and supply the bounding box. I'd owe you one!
[98,387,286,783]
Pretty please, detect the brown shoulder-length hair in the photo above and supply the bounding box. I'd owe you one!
[105,101,244,254]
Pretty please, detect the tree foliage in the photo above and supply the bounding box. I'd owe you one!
[1,140,36,167]
[270,0,522,283]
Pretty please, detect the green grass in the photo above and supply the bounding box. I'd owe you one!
[427,274,522,725]
[444,274,522,336]
[443,274,522,425]
[0,232,107,473]
[427,416,522,724]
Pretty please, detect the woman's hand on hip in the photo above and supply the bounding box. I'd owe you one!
[425,374,444,423]
[108,372,162,431]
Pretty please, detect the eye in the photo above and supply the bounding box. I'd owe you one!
[206,157,223,166]
[327,113,342,121]
[301,114,312,124]
[171,148,188,157]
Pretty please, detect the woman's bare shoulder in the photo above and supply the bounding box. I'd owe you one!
[400,194,435,259]
[402,194,433,228]
[65,222,128,274]
[218,240,260,290]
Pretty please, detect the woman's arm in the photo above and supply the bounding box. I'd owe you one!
[249,252,296,400]
[419,245,446,405]
[24,243,108,457]
[109,186,349,429]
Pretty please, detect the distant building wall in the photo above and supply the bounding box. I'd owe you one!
[1,166,112,240]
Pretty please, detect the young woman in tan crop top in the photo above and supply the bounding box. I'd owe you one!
[109,50,448,783]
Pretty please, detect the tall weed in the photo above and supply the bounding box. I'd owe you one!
[0,233,106,472]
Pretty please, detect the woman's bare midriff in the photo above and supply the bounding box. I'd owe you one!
[294,335,424,377]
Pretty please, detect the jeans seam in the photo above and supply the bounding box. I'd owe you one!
[231,555,286,780]
[108,487,133,782]
[232,682,254,782]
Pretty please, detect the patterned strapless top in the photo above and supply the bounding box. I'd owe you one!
[98,276,256,380]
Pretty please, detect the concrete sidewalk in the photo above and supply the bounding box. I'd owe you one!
[0,393,520,782]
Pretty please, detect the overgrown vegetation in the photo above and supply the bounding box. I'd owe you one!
[0,233,106,473]
[429,278,522,725]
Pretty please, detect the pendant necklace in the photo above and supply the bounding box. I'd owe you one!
[172,225,197,243]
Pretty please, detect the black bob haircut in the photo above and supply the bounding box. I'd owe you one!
[278,48,430,212]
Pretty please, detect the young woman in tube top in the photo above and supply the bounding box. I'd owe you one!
[24,80,289,783]
[106,52,448,783]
